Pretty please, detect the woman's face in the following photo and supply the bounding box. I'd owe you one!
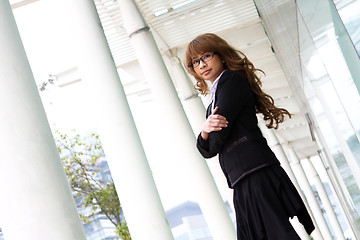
[192,52,224,83]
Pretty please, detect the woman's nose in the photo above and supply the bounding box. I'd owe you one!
[199,59,207,68]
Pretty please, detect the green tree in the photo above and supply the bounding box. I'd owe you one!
[55,130,131,240]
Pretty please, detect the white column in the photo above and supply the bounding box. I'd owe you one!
[259,125,320,240]
[165,54,236,215]
[60,0,174,239]
[287,146,334,240]
[117,0,237,239]
[261,127,300,186]
[165,54,207,134]
[304,158,345,240]
[0,1,86,240]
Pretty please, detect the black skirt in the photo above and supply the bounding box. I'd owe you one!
[233,164,315,240]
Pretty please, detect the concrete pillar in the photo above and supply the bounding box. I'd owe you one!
[0,1,86,239]
[165,53,236,215]
[165,54,206,133]
[259,125,321,240]
[60,0,174,239]
[304,158,345,240]
[117,0,236,239]
[287,146,334,240]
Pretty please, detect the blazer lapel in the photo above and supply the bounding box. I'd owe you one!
[206,103,212,118]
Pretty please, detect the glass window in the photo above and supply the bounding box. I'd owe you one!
[334,0,360,55]
[254,0,360,236]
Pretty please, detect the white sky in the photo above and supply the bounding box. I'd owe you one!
[13,1,76,83]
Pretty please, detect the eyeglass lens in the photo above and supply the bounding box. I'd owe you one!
[192,52,214,68]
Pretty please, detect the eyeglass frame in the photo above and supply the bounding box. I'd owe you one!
[188,52,217,68]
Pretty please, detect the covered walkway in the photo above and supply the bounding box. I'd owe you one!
[1,0,360,239]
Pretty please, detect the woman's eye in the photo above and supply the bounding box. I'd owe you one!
[192,59,200,65]
[203,53,212,59]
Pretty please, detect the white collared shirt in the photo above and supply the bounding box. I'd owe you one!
[210,70,226,112]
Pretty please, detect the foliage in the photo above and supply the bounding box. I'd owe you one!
[55,130,131,239]
[116,221,131,240]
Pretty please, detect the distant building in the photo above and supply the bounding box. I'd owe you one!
[167,201,235,240]
[76,158,119,240]
[83,215,118,240]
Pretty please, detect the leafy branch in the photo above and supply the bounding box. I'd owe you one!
[55,130,131,239]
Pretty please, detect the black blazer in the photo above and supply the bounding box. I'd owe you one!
[197,70,279,188]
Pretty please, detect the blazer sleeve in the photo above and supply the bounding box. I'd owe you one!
[197,71,253,158]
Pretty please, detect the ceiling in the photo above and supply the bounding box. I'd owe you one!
[10,0,318,159]
[10,0,39,9]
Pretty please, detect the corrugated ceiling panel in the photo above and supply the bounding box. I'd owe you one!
[94,0,260,65]
[141,0,259,49]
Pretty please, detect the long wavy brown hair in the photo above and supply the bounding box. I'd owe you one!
[184,33,291,129]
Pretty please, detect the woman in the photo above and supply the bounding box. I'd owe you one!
[185,33,315,239]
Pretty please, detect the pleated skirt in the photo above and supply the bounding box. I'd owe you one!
[233,164,315,240]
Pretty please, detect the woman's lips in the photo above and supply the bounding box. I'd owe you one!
[202,69,210,75]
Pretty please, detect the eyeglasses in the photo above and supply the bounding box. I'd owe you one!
[189,52,217,68]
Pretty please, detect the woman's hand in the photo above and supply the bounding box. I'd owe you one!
[201,107,228,140]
